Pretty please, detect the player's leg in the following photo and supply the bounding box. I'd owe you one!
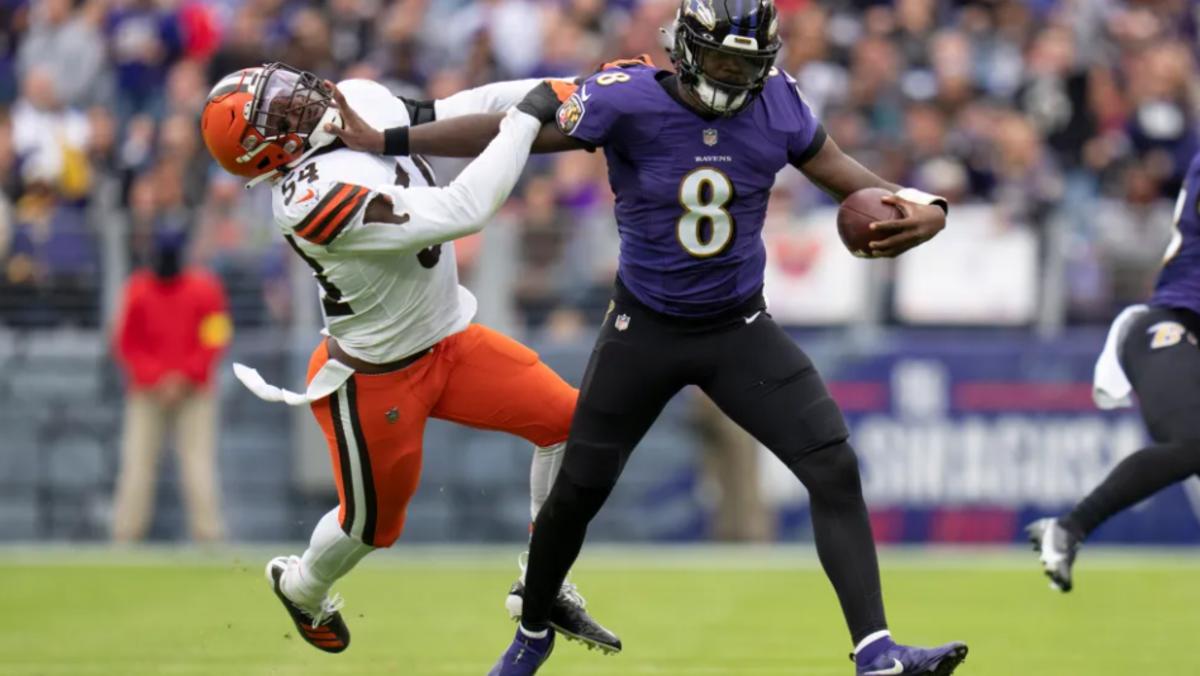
[429,326,576,528]
[697,317,878,637]
[1030,307,1200,592]
[700,317,966,675]
[111,391,167,542]
[430,324,620,652]
[268,342,436,653]
[174,389,224,542]
[489,309,686,674]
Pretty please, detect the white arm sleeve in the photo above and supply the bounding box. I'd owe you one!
[433,78,573,119]
[331,108,542,254]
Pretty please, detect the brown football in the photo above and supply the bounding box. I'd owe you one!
[836,187,903,257]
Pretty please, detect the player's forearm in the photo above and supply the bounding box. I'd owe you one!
[406,113,505,157]
[364,109,541,252]
[426,109,541,226]
[800,138,901,202]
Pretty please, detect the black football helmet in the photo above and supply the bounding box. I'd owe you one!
[669,0,782,116]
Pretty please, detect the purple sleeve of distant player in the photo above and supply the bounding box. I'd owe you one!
[554,73,624,147]
[781,75,827,168]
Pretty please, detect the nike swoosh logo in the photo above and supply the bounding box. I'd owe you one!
[580,85,591,101]
[863,658,905,675]
[744,311,762,324]
[299,188,316,203]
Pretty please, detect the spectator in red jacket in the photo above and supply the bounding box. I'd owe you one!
[111,228,230,542]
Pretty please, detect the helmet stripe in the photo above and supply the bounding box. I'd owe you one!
[730,0,746,35]
[208,70,258,101]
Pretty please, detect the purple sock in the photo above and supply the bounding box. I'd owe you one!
[855,634,896,666]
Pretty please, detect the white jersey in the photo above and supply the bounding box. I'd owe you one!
[270,78,542,364]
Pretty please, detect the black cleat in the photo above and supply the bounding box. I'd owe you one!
[506,579,622,654]
[266,556,351,653]
[1026,518,1081,592]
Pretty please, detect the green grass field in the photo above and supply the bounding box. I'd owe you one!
[2,546,1197,675]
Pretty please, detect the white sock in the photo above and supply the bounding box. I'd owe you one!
[519,624,548,639]
[854,630,892,656]
[525,442,569,586]
[283,508,375,608]
[529,441,565,521]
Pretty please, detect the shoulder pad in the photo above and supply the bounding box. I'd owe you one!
[276,177,371,246]
[597,53,656,72]
[333,78,411,129]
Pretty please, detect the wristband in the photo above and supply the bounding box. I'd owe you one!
[383,126,410,156]
[895,187,949,214]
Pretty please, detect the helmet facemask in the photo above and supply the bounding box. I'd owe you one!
[246,64,332,153]
[202,63,337,184]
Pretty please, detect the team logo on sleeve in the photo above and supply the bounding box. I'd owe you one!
[557,93,585,135]
[1148,321,1194,349]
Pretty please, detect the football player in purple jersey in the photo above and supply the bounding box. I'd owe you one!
[1029,151,1200,594]
[330,1,966,673]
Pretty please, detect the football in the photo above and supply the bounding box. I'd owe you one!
[836,187,903,257]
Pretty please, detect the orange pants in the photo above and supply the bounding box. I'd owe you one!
[307,324,577,547]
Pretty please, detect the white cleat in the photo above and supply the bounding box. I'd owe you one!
[1026,518,1081,593]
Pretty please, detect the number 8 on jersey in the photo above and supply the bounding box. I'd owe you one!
[677,167,735,258]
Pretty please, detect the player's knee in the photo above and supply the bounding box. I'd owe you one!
[367,516,405,548]
[527,385,578,447]
[559,438,627,490]
[766,396,850,467]
[787,441,864,503]
[340,506,405,548]
[542,469,615,523]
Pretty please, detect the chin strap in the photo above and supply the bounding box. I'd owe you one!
[894,187,949,214]
[306,107,343,151]
[243,168,281,190]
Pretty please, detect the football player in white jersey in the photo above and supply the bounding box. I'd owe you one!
[199,63,620,655]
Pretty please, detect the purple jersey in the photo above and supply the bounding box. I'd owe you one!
[1151,153,1200,316]
[556,64,824,317]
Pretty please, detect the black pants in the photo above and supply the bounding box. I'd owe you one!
[562,281,850,489]
[1121,307,1200,442]
[1065,306,1200,537]
[523,280,887,642]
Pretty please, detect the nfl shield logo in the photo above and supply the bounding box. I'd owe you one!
[615,314,631,331]
[703,128,718,146]
[385,407,400,424]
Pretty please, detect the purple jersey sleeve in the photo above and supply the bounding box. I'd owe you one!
[770,71,826,168]
[554,71,630,147]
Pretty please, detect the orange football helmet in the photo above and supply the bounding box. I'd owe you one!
[200,63,333,180]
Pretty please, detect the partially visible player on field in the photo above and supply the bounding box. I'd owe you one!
[1029,150,1200,592]
[198,63,620,654]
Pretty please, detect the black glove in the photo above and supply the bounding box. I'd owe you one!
[516,80,576,124]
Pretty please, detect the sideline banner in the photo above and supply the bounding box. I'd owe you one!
[762,331,1200,544]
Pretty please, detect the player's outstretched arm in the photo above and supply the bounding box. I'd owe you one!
[326,85,585,158]
[408,114,583,156]
[432,78,576,120]
[798,135,947,258]
[330,82,573,254]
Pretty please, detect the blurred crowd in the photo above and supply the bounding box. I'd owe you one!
[0,0,1197,330]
